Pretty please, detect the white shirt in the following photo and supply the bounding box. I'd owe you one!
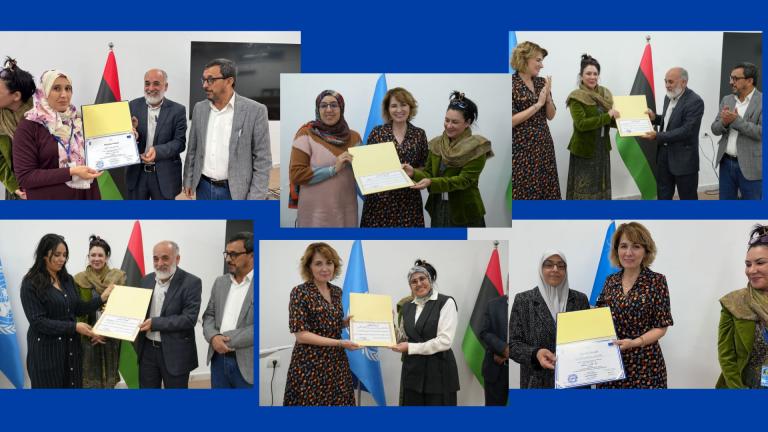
[145,101,163,164]
[201,92,236,180]
[664,89,685,132]
[146,273,174,342]
[725,88,756,157]
[220,270,253,334]
[401,290,458,356]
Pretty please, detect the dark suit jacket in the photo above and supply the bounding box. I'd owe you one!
[479,295,508,384]
[652,88,705,176]
[134,267,202,376]
[128,97,187,199]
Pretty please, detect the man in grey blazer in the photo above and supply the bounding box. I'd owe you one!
[183,58,272,200]
[202,232,254,388]
[711,62,762,200]
[135,240,202,388]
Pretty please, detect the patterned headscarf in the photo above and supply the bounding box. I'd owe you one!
[306,90,351,146]
[408,264,435,306]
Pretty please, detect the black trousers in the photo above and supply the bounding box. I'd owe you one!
[129,168,170,200]
[402,389,457,406]
[657,146,698,200]
[484,375,509,406]
[139,338,189,388]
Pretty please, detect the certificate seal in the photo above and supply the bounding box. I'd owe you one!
[568,374,578,384]
[96,160,104,170]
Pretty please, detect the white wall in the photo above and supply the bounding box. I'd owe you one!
[0,219,229,388]
[515,31,732,198]
[0,31,300,196]
[508,220,762,388]
[259,239,509,406]
[279,74,512,227]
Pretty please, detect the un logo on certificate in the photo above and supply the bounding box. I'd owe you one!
[568,374,578,384]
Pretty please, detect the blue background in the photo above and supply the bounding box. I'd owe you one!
[0,0,766,428]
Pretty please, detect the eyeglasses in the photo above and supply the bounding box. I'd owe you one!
[542,261,567,270]
[319,102,340,110]
[201,76,226,85]
[730,75,747,82]
[223,251,249,259]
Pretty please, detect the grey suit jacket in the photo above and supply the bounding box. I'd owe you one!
[183,93,272,199]
[711,89,762,181]
[202,274,254,385]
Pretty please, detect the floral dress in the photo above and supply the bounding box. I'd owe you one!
[512,73,561,200]
[284,282,355,406]
[596,267,674,388]
[361,123,428,227]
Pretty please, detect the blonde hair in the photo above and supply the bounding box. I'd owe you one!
[382,87,418,122]
[510,41,548,73]
[609,222,657,268]
[299,242,342,281]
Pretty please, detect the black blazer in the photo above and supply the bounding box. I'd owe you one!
[652,88,705,176]
[479,295,508,383]
[128,97,187,199]
[20,275,103,388]
[134,267,202,376]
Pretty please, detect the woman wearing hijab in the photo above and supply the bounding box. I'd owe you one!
[391,259,460,405]
[288,90,361,227]
[565,54,619,200]
[402,91,493,227]
[717,224,768,388]
[12,69,102,199]
[74,235,126,389]
[508,250,590,388]
[0,57,35,199]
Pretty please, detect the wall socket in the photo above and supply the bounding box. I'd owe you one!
[266,355,280,368]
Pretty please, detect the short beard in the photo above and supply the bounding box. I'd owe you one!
[144,92,164,106]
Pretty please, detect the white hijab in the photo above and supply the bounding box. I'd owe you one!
[537,249,570,320]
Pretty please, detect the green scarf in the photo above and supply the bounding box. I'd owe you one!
[0,98,33,137]
[720,285,768,324]
[428,128,493,168]
[566,84,614,112]
[74,265,127,295]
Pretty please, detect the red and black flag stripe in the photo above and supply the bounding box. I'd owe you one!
[94,47,126,199]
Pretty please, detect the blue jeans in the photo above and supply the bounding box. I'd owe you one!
[196,177,232,200]
[210,353,251,389]
[719,156,762,200]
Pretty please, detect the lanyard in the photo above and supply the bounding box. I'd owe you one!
[54,126,75,162]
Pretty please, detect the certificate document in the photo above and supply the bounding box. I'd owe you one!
[93,285,153,342]
[614,95,654,137]
[348,142,414,195]
[81,101,141,170]
[349,293,395,346]
[554,307,625,388]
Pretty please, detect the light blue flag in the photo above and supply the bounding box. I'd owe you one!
[362,74,388,144]
[0,258,24,389]
[341,240,386,406]
[508,32,517,73]
[590,221,620,305]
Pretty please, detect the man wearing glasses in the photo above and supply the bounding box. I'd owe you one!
[711,62,763,200]
[184,58,272,200]
[202,232,254,388]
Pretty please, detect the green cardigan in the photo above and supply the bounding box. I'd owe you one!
[716,306,756,389]
[566,99,613,158]
[0,135,19,193]
[413,152,486,226]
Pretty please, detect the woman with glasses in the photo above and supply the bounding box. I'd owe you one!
[402,91,493,227]
[0,57,36,199]
[716,224,768,388]
[288,90,361,227]
[595,222,673,388]
[509,250,589,388]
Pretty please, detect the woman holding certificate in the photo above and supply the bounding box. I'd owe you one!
[361,87,428,227]
[596,222,673,388]
[402,92,492,227]
[19,234,113,388]
[391,259,459,405]
[565,54,619,200]
[74,235,126,389]
[12,69,102,200]
[716,224,768,389]
[284,243,359,406]
[508,250,589,388]
[0,57,36,200]
[289,90,361,227]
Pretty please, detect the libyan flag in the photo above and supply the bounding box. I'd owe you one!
[616,40,658,200]
[93,48,126,200]
[118,221,145,388]
[461,246,504,386]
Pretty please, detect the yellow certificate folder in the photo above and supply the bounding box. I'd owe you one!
[556,307,616,345]
[92,285,153,342]
[613,95,653,137]
[348,142,414,195]
[81,101,133,139]
[349,293,396,347]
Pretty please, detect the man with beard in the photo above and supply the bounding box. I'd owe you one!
[127,69,187,200]
[202,232,254,388]
[135,240,202,388]
[711,62,763,200]
[643,67,705,200]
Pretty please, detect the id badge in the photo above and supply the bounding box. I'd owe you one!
[761,365,768,387]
